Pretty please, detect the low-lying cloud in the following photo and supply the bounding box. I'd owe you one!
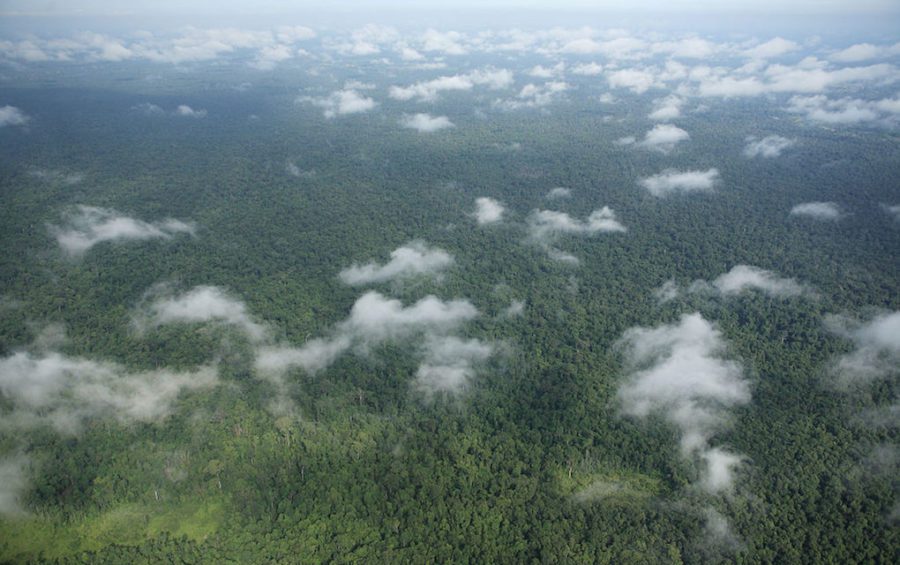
[474,197,505,224]
[0,105,29,128]
[299,89,376,118]
[0,350,217,434]
[790,201,842,220]
[638,169,720,197]
[743,135,795,158]
[617,313,750,494]
[50,205,195,256]
[699,265,808,298]
[255,292,492,396]
[826,311,900,387]
[389,68,513,102]
[174,105,207,118]
[135,285,268,341]
[638,124,690,152]
[527,207,626,241]
[400,113,454,132]
[338,241,453,285]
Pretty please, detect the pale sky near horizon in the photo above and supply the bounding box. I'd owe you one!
[3,0,899,16]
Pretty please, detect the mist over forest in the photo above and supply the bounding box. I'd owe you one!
[1,2,898,562]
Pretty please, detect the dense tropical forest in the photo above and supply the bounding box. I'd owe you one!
[0,11,898,563]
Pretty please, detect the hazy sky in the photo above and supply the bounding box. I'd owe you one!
[4,0,899,16]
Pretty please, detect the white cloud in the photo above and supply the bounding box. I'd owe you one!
[648,95,684,121]
[790,201,842,220]
[415,336,494,397]
[338,241,453,286]
[617,313,750,494]
[174,105,207,118]
[529,62,565,78]
[826,311,900,386]
[615,136,636,146]
[701,265,808,297]
[546,187,572,199]
[528,207,626,241]
[474,197,505,225]
[503,300,526,317]
[420,29,467,55]
[28,169,84,185]
[135,285,268,342]
[831,42,900,63]
[254,292,486,392]
[638,169,719,197]
[607,68,657,94]
[786,95,886,124]
[50,205,195,257]
[654,280,680,303]
[743,135,795,158]
[400,113,455,133]
[300,89,376,119]
[390,68,513,102]
[494,81,569,110]
[571,62,603,76]
[0,350,216,434]
[638,124,690,152]
[743,37,799,59]
[0,105,29,127]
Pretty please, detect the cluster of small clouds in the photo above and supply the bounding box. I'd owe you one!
[297,89,376,118]
[256,291,493,397]
[526,207,626,264]
[494,81,569,111]
[49,205,195,257]
[133,103,207,118]
[338,241,453,285]
[389,68,513,102]
[638,169,719,197]
[616,313,750,495]
[0,26,316,68]
[786,95,900,126]
[790,201,843,221]
[0,105,29,128]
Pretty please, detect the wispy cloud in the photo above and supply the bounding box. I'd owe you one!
[338,241,453,286]
[528,208,626,241]
[638,169,720,197]
[826,311,900,387]
[617,313,750,494]
[474,197,505,225]
[400,113,454,132]
[786,94,900,125]
[49,205,195,257]
[494,81,569,110]
[694,265,809,297]
[790,201,842,220]
[389,68,513,102]
[0,454,29,517]
[174,104,207,118]
[830,42,900,63]
[743,135,795,158]
[255,292,491,397]
[0,349,217,434]
[546,187,572,199]
[742,37,799,59]
[134,285,268,342]
[0,105,29,127]
[648,95,685,121]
